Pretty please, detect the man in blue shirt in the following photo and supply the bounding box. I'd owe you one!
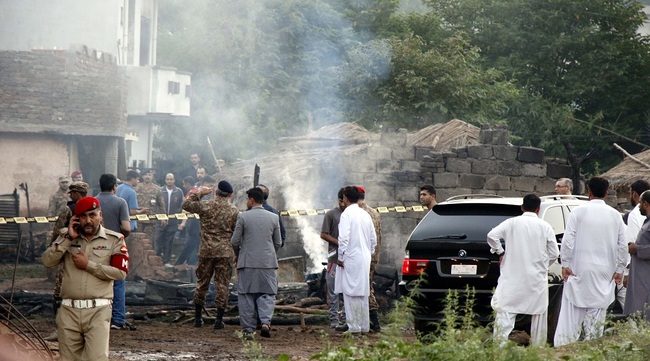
[113,170,148,330]
[96,173,133,331]
[116,170,147,231]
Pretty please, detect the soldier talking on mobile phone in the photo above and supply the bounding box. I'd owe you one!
[42,196,129,361]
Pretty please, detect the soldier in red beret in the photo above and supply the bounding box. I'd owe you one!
[70,170,84,182]
[42,196,129,361]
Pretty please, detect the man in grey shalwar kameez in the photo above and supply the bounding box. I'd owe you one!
[624,190,650,321]
[231,188,282,340]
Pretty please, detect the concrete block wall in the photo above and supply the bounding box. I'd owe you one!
[334,127,572,272]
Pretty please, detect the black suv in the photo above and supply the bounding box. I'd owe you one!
[399,195,589,342]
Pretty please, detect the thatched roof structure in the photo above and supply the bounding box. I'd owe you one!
[407,118,480,150]
[221,120,480,179]
[600,148,650,196]
[218,120,481,207]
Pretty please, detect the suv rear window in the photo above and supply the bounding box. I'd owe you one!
[409,203,522,243]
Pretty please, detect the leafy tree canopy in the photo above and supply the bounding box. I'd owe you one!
[423,0,650,171]
[156,0,650,176]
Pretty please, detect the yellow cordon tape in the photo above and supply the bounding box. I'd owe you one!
[0,205,427,224]
[0,213,199,224]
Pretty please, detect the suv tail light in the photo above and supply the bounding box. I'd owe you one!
[402,251,430,275]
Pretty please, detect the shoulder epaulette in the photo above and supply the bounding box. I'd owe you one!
[104,228,126,240]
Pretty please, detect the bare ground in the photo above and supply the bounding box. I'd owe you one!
[2,276,393,361]
[34,314,372,361]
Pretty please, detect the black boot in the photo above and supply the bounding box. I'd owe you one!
[214,308,225,329]
[369,309,381,332]
[194,304,203,327]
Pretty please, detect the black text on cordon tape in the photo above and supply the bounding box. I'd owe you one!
[0,205,427,224]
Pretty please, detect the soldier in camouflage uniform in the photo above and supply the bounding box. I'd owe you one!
[135,169,165,247]
[182,180,239,329]
[358,186,382,332]
[48,176,71,216]
[45,181,89,341]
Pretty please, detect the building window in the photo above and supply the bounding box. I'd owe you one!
[168,81,180,94]
[185,85,192,98]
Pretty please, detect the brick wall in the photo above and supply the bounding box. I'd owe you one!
[0,47,126,136]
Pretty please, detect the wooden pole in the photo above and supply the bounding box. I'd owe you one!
[613,143,650,170]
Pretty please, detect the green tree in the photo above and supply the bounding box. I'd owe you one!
[423,0,650,171]
[157,0,378,167]
[156,0,530,168]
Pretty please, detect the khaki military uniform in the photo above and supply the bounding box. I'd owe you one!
[48,190,69,217]
[50,205,74,299]
[182,194,239,308]
[360,202,381,311]
[135,182,165,243]
[42,226,127,361]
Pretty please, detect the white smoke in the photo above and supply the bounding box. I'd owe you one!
[279,166,329,273]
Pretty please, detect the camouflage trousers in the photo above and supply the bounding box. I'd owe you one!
[369,261,378,311]
[53,263,63,298]
[193,256,234,309]
[138,222,157,243]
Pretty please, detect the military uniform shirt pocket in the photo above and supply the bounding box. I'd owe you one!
[91,248,112,263]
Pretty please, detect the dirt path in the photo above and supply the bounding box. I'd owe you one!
[28,311,381,361]
[2,275,390,360]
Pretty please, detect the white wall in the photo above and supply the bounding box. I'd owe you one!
[151,67,191,116]
[126,66,191,116]
[127,118,153,168]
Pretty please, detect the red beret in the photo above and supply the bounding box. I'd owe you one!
[74,196,100,216]
[356,186,366,193]
[70,170,82,178]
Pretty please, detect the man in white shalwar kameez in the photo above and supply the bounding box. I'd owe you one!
[487,194,559,347]
[624,190,650,320]
[554,177,627,347]
[335,186,377,333]
[618,180,650,308]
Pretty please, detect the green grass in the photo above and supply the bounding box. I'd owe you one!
[308,290,650,361]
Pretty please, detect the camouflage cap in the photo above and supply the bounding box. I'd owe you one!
[58,176,71,183]
[68,181,89,195]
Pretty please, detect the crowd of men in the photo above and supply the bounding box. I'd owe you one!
[489,176,650,347]
[43,156,650,357]
[42,153,287,359]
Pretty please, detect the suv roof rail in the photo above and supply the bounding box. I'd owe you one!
[445,194,505,201]
[540,195,589,201]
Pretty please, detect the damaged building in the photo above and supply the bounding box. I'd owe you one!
[219,120,574,274]
[0,0,191,216]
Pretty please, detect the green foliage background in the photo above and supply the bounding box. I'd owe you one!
[155,0,650,176]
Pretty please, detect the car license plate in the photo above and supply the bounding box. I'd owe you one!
[451,264,477,275]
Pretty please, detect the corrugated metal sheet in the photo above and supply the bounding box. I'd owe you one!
[0,190,20,247]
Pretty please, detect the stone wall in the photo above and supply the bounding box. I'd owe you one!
[279,126,572,273]
[368,127,571,271]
